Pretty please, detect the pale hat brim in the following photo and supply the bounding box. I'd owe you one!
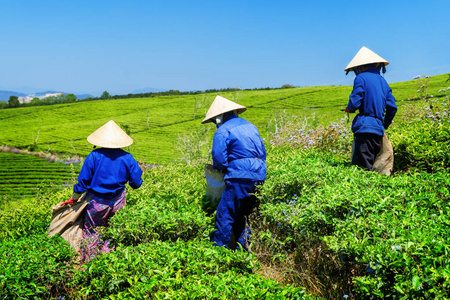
[201,95,247,124]
[87,120,133,148]
[344,46,389,72]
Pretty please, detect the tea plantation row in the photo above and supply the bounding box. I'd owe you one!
[0,152,81,201]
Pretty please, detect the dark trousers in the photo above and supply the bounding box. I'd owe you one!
[351,133,382,171]
[211,180,259,250]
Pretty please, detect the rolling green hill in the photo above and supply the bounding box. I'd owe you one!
[1,73,447,164]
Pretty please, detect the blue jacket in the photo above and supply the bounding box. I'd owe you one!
[347,68,397,136]
[74,148,143,199]
[212,115,267,181]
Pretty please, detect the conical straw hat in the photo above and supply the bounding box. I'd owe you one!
[87,120,133,148]
[344,46,389,72]
[202,96,247,124]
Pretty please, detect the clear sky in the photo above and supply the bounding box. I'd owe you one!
[0,0,449,96]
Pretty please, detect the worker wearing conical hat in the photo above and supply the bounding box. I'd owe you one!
[344,46,397,170]
[202,95,266,250]
[61,120,143,255]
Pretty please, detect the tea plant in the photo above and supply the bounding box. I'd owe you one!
[0,152,81,199]
[106,199,213,245]
[1,73,449,167]
[251,146,450,298]
[0,234,74,298]
[70,239,313,299]
[251,149,359,298]
[0,193,55,240]
[390,95,450,172]
[323,172,450,298]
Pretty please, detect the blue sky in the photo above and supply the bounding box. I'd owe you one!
[0,0,449,96]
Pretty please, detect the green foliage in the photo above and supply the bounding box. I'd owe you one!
[1,73,449,164]
[8,95,20,108]
[252,150,356,298]
[389,97,450,172]
[323,172,450,299]
[0,152,80,199]
[2,145,450,298]
[0,83,355,163]
[391,120,450,172]
[65,93,77,102]
[0,160,316,298]
[119,123,131,136]
[101,90,111,99]
[253,148,450,298]
[107,200,212,245]
[71,239,311,299]
[0,189,69,240]
[0,234,74,298]
[30,97,41,105]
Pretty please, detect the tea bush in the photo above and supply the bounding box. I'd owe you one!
[0,194,57,240]
[0,234,74,298]
[251,149,362,297]
[106,199,212,245]
[71,239,312,299]
[252,146,450,298]
[387,93,450,173]
[0,85,351,164]
[0,152,81,198]
[324,172,450,298]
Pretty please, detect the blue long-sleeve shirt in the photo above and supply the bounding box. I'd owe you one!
[212,115,267,181]
[347,68,397,136]
[74,148,143,199]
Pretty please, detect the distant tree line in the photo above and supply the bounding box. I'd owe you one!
[0,93,79,109]
[93,85,298,100]
[0,84,298,109]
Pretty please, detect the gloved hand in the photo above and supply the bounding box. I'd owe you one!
[60,197,76,206]
[345,107,355,113]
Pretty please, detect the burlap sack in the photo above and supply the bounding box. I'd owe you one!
[372,133,394,175]
[205,164,225,202]
[48,195,89,251]
[351,133,394,175]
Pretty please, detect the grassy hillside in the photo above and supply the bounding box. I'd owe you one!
[1,73,447,164]
[0,86,349,164]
